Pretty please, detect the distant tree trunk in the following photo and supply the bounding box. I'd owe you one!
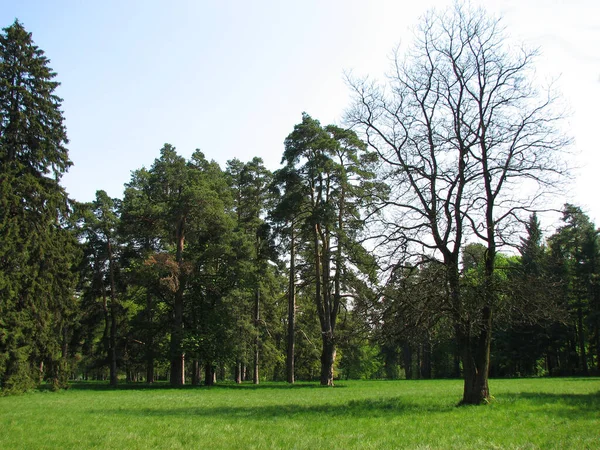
[235,360,242,384]
[105,239,119,388]
[170,285,185,386]
[204,362,215,386]
[421,334,432,379]
[596,328,600,374]
[383,345,399,379]
[145,291,154,383]
[99,265,111,382]
[453,343,461,378]
[60,332,69,387]
[402,343,413,380]
[170,219,186,386]
[39,361,45,384]
[286,226,296,384]
[253,285,260,385]
[191,360,200,386]
[577,304,588,375]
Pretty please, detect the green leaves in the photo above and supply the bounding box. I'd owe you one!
[0,20,77,393]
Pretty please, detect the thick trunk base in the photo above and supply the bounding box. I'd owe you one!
[461,373,490,405]
[320,339,336,386]
[170,354,185,386]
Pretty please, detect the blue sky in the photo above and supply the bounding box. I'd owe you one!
[2,0,599,226]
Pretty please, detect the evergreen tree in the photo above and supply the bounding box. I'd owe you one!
[120,146,236,385]
[548,205,600,374]
[75,191,122,386]
[492,214,551,377]
[278,113,381,386]
[271,163,311,384]
[226,157,277,384]
[0,20,78,393]
[120,167,165,383]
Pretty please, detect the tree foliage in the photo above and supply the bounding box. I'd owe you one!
[1,11,588,401]
[0,20,79,393]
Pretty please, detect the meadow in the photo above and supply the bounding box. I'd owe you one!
[0,378,598,449]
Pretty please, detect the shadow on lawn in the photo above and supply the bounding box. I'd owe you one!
[94,390,600,421]
[509,390,600,420]
[97,397,453,419]
[68,382,334,391]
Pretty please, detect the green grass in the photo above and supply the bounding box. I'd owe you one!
[1,378,598,449]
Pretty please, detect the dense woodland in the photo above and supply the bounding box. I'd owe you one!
[1,4,598,404]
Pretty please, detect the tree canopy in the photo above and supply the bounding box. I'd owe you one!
[0,8,588,403]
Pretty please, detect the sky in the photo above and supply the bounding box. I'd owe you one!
[2,0,599,228]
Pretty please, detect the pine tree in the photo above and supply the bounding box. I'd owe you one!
[76,191,121,387]
[278,113,381,386]
[548,205,599,374]
[226,157,277,384]
[0,20,78,393]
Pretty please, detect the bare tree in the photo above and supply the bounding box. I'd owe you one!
[346,2,570,404]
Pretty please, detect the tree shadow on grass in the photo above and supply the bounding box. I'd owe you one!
[67,382,175,391]
[67,381,335,392]
[96,397,454,420]
[213,383,346,390]
[507,391,600,421]
[94,390,600,421]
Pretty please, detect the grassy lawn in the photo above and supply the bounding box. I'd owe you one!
[0,378,598,449]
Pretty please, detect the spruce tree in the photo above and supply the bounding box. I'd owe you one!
[0,20,77,393]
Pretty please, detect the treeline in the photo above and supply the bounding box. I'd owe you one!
[1,5,597,402]
[380,210,600,380]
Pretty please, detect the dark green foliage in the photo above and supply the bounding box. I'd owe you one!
[225,157,282,383]
[0,20,78,393]
[0,14,588,392]
[546,205,600,374]
[276,113,383,386]
[74,191,123,386]
[379,262,457,379]
[120,146,241,385]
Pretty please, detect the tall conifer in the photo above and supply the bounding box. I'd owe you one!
[0,20,77,393]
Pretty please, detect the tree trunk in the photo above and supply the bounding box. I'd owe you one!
[320,333,336,386]
[107,240,119,388]
[99,272,110,382]
[235,360,242,384]
[204,362,215,386]
[421,334,432,379]
[577,304,588,375]
[145,291,154,383]
[191,360,200,386]
[170,287,185,386]
[170,219,186,386]
[286,226,296,384]
[596,326,600,374]
[447,259,487,403]
[458,326,476,403]
[253,285,260,385]
[459,308,492,405]
[402,343,413,380]
[453,341,461,379]
[109,312,117,388]
[39,361,45,384]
